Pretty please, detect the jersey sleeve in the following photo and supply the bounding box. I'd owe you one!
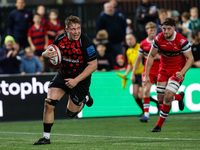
[180,40,191,52]
[152,38,159,50]
[139,42,144,54]
[85,44,97,62]
[82,34,97,62]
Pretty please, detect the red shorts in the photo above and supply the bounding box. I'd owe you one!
[157,67,184,84]
[142,71,158,84]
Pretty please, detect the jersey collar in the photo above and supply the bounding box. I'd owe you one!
[147,37,154,43]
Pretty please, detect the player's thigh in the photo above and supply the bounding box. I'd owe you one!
[47,87,66,100]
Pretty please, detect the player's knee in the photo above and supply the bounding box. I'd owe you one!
[143,88,150,97]
[66,109,78,119]
[45,98,59,106]
[164,90,173,103]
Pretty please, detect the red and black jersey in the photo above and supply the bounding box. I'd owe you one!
[41,16,48,29]
[53,33,97,81]
[153,31,191,69]
[27,24,47,51]
[47,19,64,45]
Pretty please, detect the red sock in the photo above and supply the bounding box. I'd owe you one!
[156,104,171,128]
[174,94,182,101]
[143,97,150,113]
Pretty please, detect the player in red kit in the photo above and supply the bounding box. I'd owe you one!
[143,18,194,132]
[133,22,186,122]
[132,22,160,122]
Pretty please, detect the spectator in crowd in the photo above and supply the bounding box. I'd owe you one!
[191,30,200,68]
[156,9,168,35]
[136,0,158,41]
[113,54,127,71]
[178,12,192,42]
[7,0,33,52]
[36,5,47,28]
[96,2,126,61]
[27,13,48,71]
[100,0,128,34]
[171,10,181,33]
[189,7,200,31]
[167,9,172,18]
[0,35,20,74]
[123,34,144,116]
[20,47,43,75]
[47,9,64,45]
[93,29,114,58]
[96,44,113,71]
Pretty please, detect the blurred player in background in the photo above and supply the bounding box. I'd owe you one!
[132,22,160,122]
[33,15,97,145]
[143,18,194,132]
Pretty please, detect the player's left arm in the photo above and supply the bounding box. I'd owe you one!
[176,50,194,79]
[75,59,97,82]
[65,59,97,89]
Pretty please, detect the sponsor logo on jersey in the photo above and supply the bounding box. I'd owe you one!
[180,39,186,45]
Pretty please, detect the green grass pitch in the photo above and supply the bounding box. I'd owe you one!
[0,113,199,150]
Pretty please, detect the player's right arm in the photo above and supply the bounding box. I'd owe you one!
[144,46,158,84]
[42,47,57,61]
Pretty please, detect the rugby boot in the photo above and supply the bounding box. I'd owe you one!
[140,116,150,122]
[33,137,51,145]
[151,125,161,132]
[178,92,185,111]
[85,92,93,107]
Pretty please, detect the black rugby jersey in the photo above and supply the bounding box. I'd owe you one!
[53,33,97,80]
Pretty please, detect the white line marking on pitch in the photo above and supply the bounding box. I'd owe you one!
[0,131,199,141]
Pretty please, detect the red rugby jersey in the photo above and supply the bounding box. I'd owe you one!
[152,31,191,69]
[139,38,160,73]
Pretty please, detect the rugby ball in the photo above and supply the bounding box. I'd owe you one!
[47,44,62,65]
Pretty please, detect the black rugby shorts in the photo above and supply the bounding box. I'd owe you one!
[48,72,91,106]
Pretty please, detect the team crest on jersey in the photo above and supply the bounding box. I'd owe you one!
[180,39,186,45]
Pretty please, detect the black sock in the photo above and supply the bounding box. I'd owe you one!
[135,98,144,112]
[43,122,53,133]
